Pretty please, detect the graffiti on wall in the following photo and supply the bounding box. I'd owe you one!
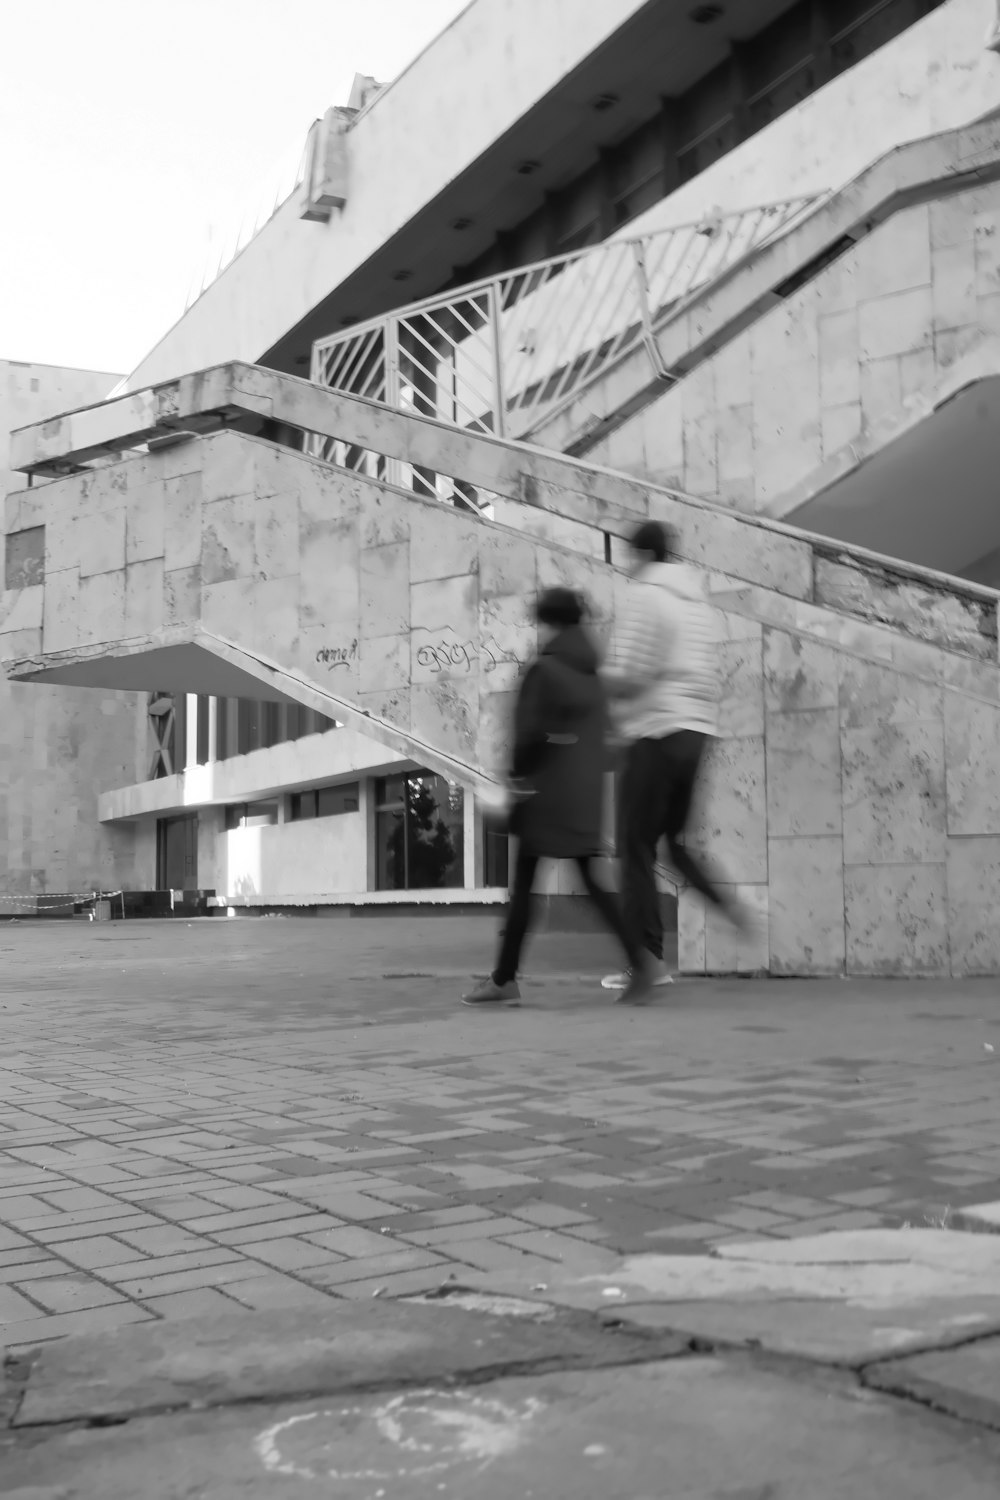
[416,635,523,676]
[313,634,524,678]
[315,640,359,671]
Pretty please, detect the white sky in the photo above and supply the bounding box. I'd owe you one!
[0,0,469,376]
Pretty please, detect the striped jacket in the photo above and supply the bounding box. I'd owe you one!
[605,561,720,742]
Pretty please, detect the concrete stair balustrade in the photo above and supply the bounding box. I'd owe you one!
[4,364,1000,976]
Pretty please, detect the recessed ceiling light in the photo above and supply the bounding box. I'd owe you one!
[689,3,724,21]
[451,216,474,230]
[516,159,541,175]
[392,269,414,281]
[593,93,619,112]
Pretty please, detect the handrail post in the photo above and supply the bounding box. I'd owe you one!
[489,281,506,438]
[631,238,670,382]
[384,317,401,487]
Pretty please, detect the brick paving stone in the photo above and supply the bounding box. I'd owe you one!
[302,1225,408,1259]
[13,1275,127,1314]
[114,1263,266,1299]
[3,919,1000,1344]
[218,1273,342,1311]
[1,1303,153,1351]
[236,1238,346,1273]
[304,1250,448,1289]
[403,1216,530,1247]
[32,1213,164,1243]
[98,1249,244,1282]
[116,1226,217,1255]
[212,1213,346,1246]
[140,1288,250,1320]
[0,1283,49,1321]
[54,1237,148,1270]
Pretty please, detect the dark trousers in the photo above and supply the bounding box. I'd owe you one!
[621,730,725,962]
[493,849,638,986]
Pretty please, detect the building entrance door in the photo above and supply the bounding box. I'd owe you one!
[156,815,198,891]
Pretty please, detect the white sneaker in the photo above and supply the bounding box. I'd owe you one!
[601,959,674,990]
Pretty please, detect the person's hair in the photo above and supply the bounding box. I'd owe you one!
[534,586,585,628]
[629,519,676,563]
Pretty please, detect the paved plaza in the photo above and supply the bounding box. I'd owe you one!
[1,913,999,1352]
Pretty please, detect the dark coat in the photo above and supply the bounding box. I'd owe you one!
[508,623,610,859]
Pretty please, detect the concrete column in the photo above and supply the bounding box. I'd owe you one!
[463,789,477,889]
[206,697,219,764]
[185,695,198,771]
[359,778,377,892]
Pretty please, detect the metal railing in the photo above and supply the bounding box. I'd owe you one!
[309,195,822,504]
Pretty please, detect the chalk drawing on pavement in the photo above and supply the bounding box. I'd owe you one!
[254,1389,542,1493]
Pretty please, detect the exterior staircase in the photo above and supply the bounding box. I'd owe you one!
[4,364,1000,977]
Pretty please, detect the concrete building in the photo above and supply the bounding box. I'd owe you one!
[0,360,140,914]
[6,0,1000,972]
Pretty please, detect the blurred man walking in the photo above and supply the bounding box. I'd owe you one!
[604,521,747,998]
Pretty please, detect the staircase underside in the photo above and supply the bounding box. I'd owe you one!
[5,364,1000,978]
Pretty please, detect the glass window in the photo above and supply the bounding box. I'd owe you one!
[225,801,278,830]
[676,118,738,186]
[289,783,360,821]
[317,783,360,817]
[748,61,818,135]
[831,1,915,76]
[374,772,464,891]
[484,824,509,889]
[289,791,316,821]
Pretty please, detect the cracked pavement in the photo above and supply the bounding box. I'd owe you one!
[2,915,1000,1493]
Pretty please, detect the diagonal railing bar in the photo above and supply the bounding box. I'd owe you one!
[311,194,821,482]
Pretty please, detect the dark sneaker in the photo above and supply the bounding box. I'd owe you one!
[601,958,673,990]
[461,978,521,1007]
[616,960,655,1006]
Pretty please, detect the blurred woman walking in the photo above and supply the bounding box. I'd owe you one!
[462,587,651,1008]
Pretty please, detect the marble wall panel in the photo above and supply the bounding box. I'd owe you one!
[410,506,481,583]
[479,530,535,599]
[705,883,769,973]
[838,659,942,730]
[162,472,203,573]
[77,572,125,648]
[693,735,767,885]
[42,568,80,654]
[766,708,842,838]
[163,566,201,629]
[768,836,845,975]
[125,486,165,566]
[299,622,361,702]
[947,837,1000,976]
[845,863,948,975]
[201,495,256,585]
[254,491,300,581]
[410,677,479,764]
[300,512,360,629]
[360,634,410,694]
[124,559,164,639]
[360,541,410,639]
[763,629,840,713]
[358,685,412,734]
[841,718,947,866]
[77,508,125,580]
[943,693,1000,837]
[677,892,706,975]
[717,635,765,739]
